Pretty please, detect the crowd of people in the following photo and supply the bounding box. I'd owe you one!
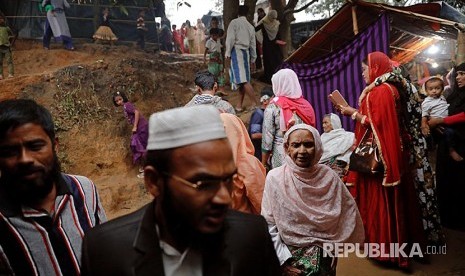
[1,3,465,276]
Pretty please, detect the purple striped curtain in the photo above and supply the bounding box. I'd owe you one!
[282,14,390,131]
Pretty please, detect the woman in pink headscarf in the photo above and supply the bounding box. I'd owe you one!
[262,123,364,275]
[261,68,316,169]
[220,113,266,214]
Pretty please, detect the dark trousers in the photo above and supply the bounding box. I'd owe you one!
[137,29,146,50]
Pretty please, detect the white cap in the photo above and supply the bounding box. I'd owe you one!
[147,105,227,150]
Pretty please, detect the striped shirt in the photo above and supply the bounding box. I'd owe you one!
[0,173,107,275]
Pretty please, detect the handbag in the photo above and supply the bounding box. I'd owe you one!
[349,128,384,174]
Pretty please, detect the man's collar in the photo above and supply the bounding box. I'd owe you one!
[56,173,71,196]
[0,173,71,217]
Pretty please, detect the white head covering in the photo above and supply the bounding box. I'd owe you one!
[258,10,280,40]
[147,105,227,150]
[272,69,303,100]
[329,113,342,129]
[320,113,355,163]
[262,123,365,248]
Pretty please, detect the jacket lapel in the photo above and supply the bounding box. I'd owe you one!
[133,202,165,276]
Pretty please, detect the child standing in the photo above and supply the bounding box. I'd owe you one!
[172,24,185,53]
[421,76,461,161]
[93,7,118,45]
[204,28,225,89]
[136,9,147,50]
[112,92,149,178]
[0,15,14,79]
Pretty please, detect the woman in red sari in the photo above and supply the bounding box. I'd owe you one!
[339,52,425,268]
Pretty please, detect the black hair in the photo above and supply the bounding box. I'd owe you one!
[112,91,128,107]
[211,17,218,22]
[238,5,249,16]
[257,8,265,14]
[209,27,220,36]
[172,24,176,28]
[0,99,56,142]
[194,71,216,90]
[260,86,274,97]
[145,149,173,176]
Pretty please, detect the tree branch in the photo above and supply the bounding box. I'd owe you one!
[284,0,319,15]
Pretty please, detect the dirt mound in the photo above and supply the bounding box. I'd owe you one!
[0,40,215,218]
[1,39,267,218]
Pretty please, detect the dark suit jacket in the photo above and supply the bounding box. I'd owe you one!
[81,202,281,276]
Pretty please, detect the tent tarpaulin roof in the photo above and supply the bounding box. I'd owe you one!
[287,1,465,64]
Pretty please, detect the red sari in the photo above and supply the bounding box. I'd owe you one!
[172,29,185,53]
[347,52,425,268]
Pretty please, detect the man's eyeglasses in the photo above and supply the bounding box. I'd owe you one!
[161,171,240,193]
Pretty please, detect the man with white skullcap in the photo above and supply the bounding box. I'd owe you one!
[81,105,280,276]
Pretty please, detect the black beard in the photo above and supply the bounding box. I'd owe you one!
[160,184,224,250]
[0,153,62,206]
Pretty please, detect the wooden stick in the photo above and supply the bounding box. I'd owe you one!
[351,5,359,35]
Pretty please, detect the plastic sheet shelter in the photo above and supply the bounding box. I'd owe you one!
[282,1,465,131]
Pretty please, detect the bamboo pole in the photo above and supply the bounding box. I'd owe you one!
[456,31,465,65]
[351,5,358,35]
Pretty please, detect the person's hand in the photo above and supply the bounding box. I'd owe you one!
[358,83,375,105]
[428,117,444,128]
[203,57,207,64]
[358,90,368,106]
[251,62,256,72]
[421,125,430,136]
[281,264,301,276]
[132,127,137,133]
[225,57,231,68]
[338,105,357,117]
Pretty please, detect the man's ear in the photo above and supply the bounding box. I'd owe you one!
[53,137,59,153]
[195,85,202,95]
[144,166,162,198]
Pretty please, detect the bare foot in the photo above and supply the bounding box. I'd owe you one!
[450,149,464,162]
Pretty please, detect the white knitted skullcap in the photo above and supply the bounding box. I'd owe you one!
[147,105,227,150]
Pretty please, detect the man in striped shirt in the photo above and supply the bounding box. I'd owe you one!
[0,99,106,275]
